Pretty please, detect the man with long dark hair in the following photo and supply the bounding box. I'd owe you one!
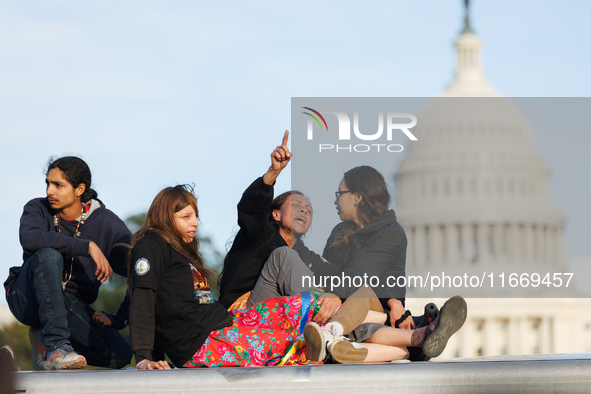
[4,156,132,370]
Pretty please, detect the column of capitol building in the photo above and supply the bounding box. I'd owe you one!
[398,7,591,358]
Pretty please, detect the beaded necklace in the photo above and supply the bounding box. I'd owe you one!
[53,203,90,290]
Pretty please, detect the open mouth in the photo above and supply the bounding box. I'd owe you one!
[294,216,306,225]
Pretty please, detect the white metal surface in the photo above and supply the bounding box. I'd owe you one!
[10,354,591,394]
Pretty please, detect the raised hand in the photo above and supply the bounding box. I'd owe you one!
[263,130,292,185]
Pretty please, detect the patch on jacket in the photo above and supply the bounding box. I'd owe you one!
[134,258,150,276]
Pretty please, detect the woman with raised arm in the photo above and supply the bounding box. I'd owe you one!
[217,131,385,362]
[217,132,466,363]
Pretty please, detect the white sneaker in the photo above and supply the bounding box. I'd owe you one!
[327,338,368,364]
[304,322,332,361]
[304,322,367,363]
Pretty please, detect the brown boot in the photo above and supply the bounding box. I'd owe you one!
[411,296,467,360]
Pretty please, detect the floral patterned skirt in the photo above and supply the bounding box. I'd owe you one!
[184,289,323,367]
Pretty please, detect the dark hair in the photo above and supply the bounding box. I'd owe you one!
[267,190,305,229]
[332,166,390,248]
[219,190,309,291]
[129,184,214,281]
[46,156,98,203]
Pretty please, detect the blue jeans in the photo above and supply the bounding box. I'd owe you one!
[7,248,132,368]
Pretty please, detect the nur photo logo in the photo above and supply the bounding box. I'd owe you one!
[301,107,418,153]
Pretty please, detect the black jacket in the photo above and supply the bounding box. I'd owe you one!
[130,232,233,367]
[218,177,288,308]
[315,210,407,308]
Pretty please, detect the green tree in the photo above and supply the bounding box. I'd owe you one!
[125,212,147,234]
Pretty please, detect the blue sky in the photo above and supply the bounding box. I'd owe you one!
[1,1,590,301]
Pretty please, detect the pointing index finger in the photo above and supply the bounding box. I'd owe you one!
[281,130,289,146]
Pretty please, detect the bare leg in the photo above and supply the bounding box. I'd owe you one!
[364,326,413,347]
[306,316,417,363]
[355,327,413,362]
[360,343,409,362]
[366,326,414,347]
[362,310,387,324]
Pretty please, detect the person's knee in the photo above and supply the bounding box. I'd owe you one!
[24,248,64,290]
[31,248,63,269]
[356,285,376,298]
[104,330,133,368]
[90,335,132,369]
[112,343,133,369]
